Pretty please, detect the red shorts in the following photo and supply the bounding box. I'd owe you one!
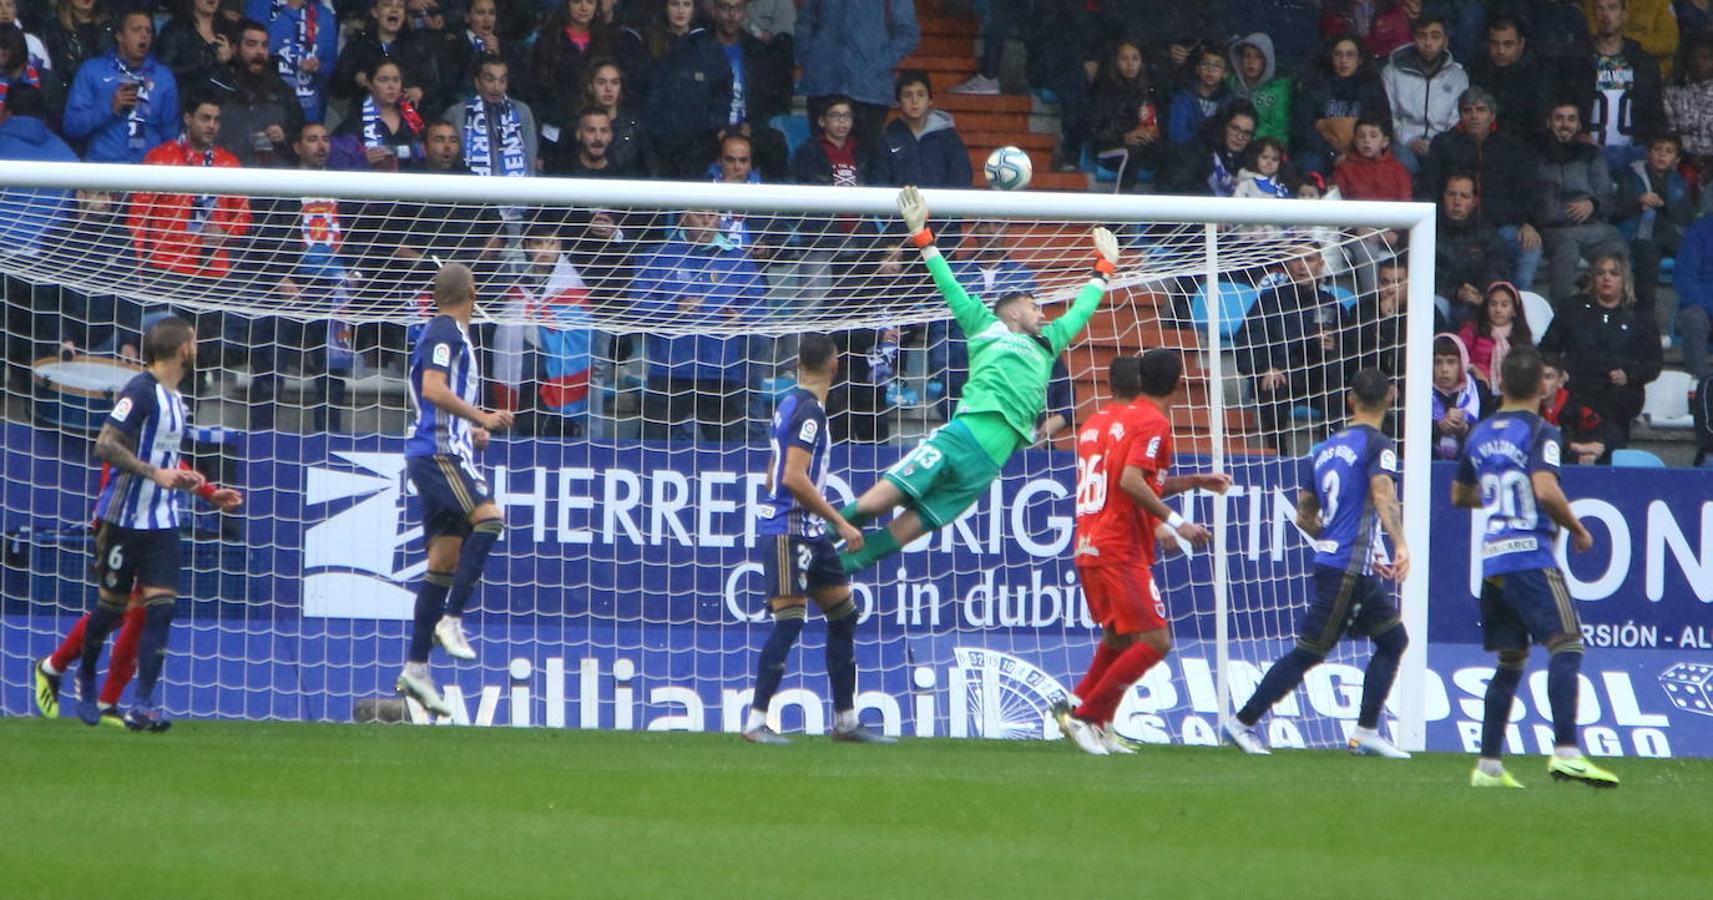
[1078,563,1167,635]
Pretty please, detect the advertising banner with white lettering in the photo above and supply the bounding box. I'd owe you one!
[2,425,1708,756]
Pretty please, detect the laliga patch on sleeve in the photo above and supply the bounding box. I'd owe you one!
[1380,448,1398,473]
[111,397,133,423]
[798,418,819,444]
[1543,439,1561,467]
[1146,436,1162,459]
[431,343,451,367]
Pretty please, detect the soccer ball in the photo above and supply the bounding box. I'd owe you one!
[983,146,1032,191]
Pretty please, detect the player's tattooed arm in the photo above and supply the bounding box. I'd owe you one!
[95,424,202,491]
[1369,474,1410,582]
[1294,489,1323,538]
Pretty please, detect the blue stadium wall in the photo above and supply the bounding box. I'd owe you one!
[2,423,1710,757]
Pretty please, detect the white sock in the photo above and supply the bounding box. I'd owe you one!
[744,708,768,733]
[1554,746,1582,760]
[439,614,460,625]
[404,661,428,679]
[1477,758,1505,777]
[1352,726,1379,741]
[834,709,859,732]
[41,658,62,677]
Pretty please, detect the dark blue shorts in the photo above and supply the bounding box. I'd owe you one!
[92,523,181,596]
[761,534,847,599]
[1296,567,1402,655]
[1480,568,1581,652]
[406,454,492,542]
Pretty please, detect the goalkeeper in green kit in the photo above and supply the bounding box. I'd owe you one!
[838,186,1119,574]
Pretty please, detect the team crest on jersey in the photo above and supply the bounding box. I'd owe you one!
[432,343,451,367]
[1543,440,1561,467]
[799,418,819,443]
[111,397,133,423]
[1108,421,1125,440]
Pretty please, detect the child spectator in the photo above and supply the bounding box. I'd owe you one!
[1540,350,1617,464]
[1167,44,1231,146]
[1615,131,1695,314]
[1086,37,1166,192]
[1227,33,1292,144]
[881,69,971,189]
[1457,281,1532,384]
[1431,331,1489,459]
[1334,114,1412,200]
[1233,136,1292,198]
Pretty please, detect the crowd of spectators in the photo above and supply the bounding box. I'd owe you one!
[0,0,1710,460]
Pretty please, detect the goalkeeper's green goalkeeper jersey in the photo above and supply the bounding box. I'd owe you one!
[923,247,1106,463]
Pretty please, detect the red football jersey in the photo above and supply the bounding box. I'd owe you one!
[1073,399,1172,568]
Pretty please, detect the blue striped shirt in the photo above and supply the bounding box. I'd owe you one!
[757,389,830,539]
[94,372,188,531]
[406,314,480,463]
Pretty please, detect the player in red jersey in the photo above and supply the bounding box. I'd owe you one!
[1055,350,1230,755]
[33,460,240,726]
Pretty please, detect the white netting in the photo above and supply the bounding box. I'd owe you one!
[0,168,1427,745]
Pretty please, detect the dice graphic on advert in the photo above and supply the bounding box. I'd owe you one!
[1658,663,1713,717]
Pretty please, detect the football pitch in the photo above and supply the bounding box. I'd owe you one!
[4,719,1707,899]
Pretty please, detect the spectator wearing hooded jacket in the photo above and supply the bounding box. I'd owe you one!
[1535,99,1628,304]
[1227,32,1292,145]
[1431,331,1492,459]
[1615,132,1695,315]
[64,10,177,163]
[1674,215,1713,382]
[881,69,971,189]
[1292,34,1392,176]
[1381,13,1468,172]
[1222,0,1319,74]
[1418,85,1542,287]
[1538,250,1661,447]
[797,0,918,151]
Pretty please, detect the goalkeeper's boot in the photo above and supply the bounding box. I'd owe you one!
[1222,719,1270,755]
[1050,700,1076,740]
[122,706,171,733]
[1470,766,1526,789]
[1348,731,1411,759]
[433,616,477,661]
[33,657,61,718]
[742,725,791,745]
[831,724,897,745]
[396,667,452,718]
[1097,725,1138,755]
[97,706,128,730]
[1547,754,1620,788]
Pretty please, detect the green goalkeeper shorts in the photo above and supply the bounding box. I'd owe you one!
[882,419,1003,531]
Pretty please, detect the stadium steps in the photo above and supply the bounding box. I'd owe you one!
[903,4,1085,191]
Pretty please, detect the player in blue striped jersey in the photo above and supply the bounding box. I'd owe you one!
[743,335,891,745]
[1452,345,1618,788]
[1225,369,1413,758]
[81,316,244,731]
[397,263,514,717]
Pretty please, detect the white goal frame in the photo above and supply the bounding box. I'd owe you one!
[3,162,1438,748]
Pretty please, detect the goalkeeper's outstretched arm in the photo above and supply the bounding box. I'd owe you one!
[1042,227,1118,355]
[896,186,997,339]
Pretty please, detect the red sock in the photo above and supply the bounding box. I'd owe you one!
[1074,642,1164,725]
[48,613,92,673]
[99,607,146,707]
[1074,642,1121,702]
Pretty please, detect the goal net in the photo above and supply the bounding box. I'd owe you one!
[0,163,1434,747]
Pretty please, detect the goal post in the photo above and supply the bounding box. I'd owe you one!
[0,161,1437,748]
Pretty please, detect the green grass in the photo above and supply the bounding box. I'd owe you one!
[3,719,1707,899]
